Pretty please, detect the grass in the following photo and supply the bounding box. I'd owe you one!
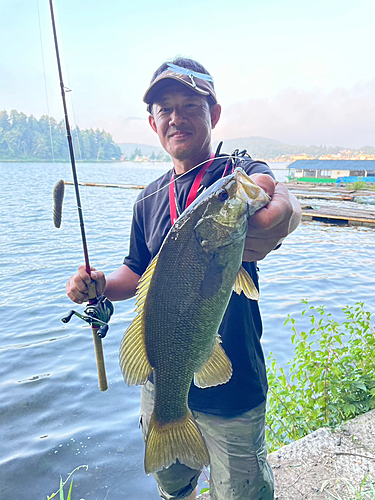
[325,475,375,499]
[46,465,88,500]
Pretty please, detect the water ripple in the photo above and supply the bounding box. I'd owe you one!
[0,162,374,499]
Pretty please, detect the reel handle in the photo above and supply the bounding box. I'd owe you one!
[61,310,75,323]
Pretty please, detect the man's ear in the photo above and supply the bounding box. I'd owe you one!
[210,104,221,129]
[149,114,158,133]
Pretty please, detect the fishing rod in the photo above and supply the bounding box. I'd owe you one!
[49,0,113,391]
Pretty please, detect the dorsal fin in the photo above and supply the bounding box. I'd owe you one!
[233,265,259,301]
[119,255,160,385]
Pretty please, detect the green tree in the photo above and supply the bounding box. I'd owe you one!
[0,110,121,161]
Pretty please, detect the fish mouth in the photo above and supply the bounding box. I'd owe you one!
[234,169,271,212]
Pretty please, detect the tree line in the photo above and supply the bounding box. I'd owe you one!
[128,147,171,162]
[0,110,122,161]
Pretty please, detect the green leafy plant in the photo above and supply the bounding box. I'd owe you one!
[46,465,88,500]
[346,178,367,191]
[199,467,210,495]
[266,302,375,452]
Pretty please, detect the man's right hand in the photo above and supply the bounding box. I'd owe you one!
[66,265,106,304]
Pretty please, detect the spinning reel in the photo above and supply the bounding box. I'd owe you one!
[62,295,114,338]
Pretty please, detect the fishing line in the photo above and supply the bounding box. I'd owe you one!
[134,154,246,205]
[51,0,91,214]
[54,0,84,166]
[36,0,55,162]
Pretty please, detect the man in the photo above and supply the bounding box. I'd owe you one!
[66,57,301,500]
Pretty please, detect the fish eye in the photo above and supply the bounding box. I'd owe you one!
[218,189,229,202]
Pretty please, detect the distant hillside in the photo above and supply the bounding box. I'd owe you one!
[360,145,375,154]
[117,137,375,161]
[215,137,344,160]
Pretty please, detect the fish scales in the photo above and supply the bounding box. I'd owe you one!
[146,210,245,423]
[119,167,270,474]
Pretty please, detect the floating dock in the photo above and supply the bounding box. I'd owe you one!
[65,181,145,190]
[65,181,375,228]
[287,182,375,202]
[301,205,375,227]
[289,183,375,227]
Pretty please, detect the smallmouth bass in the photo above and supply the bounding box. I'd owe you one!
[119,167,270,474]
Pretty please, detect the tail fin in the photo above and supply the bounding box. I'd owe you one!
[144,410,210,474]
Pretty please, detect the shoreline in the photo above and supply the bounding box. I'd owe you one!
[198,409,375,499]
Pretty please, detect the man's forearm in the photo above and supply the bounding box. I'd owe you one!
[104,264,140,301]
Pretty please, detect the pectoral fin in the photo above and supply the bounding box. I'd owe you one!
[234,265,259,301]
[194,338,232,388]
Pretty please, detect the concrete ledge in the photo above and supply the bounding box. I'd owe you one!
[198,409,375,499]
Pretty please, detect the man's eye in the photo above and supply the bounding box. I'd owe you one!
[186,103,197,108]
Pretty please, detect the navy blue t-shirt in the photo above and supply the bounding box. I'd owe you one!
[123,153,274,417]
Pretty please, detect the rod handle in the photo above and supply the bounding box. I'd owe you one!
[92,327,108,392]
[88,281,108,391]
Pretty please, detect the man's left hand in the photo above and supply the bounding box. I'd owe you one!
[243,173,302,262]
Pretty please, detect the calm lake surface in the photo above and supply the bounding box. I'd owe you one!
[0,161,374,500]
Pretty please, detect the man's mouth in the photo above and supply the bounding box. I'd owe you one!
[170,130,191,138]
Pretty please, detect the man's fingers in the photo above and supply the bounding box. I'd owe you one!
[249,173,276,197]
[66,265,103,304]
[248,183,292,232]
[77,265,95,285]
[66,277,88,304]
[73,274,90,293]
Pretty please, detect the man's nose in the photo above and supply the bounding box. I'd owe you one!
[169,107,186,126]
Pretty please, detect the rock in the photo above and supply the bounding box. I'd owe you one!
[197,410,375,500]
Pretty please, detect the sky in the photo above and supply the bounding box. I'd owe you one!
[1,0,375,148]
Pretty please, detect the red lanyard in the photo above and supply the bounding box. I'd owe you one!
[169,154,215,225]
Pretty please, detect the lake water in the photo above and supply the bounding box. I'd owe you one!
[0,161,374,500]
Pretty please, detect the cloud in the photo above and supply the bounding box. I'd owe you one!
[214,80,375,148]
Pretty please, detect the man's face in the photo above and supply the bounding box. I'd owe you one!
[148,84,221,163]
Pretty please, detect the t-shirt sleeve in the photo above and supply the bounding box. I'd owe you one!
[243,160,275,179]
[123,201,151,277]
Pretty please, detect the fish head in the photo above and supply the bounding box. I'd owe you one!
[186,167,271,252]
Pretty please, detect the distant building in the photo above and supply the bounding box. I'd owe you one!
[288,160,375,183]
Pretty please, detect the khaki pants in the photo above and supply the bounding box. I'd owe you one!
[140,381,274,500]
